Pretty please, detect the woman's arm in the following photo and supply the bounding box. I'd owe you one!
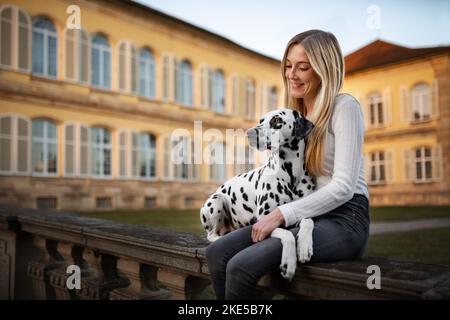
[278,95,365,227]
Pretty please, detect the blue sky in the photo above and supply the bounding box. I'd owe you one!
[134,0,450,59]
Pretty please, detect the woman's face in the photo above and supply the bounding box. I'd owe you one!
[285,44,321,100]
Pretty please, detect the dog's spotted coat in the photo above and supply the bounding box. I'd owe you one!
[201,108,316,280]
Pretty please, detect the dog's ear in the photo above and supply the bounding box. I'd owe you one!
[294,116,315,140]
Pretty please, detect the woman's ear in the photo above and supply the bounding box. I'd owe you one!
[294,117,315,140]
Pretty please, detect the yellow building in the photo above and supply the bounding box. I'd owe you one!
[344,40,450,205]
[1,0,449,210]
[0,0,281,210]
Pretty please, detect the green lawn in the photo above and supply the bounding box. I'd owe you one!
[77,206,450,266]
[369,206,450,222]
[365,226,450,266]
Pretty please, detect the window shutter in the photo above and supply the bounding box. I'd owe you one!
[163,136,170,179]
[79,125,89,176]
[172,56,178,102]
[162,55,169,101]
[64,124,75,175]
[16,117,30,175]
[65,29,76,81]
[360,95,370,129]
[383,87,392,126]
[400,86,411,123]
[433,144,443,182]
[386,149,394,184]
[403,148,412,182]
[431,79,439,118]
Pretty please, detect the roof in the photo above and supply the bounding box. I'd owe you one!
[345,39,450,75]
[117,0,280,64]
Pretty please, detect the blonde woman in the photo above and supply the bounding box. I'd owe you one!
[205,30,370,300]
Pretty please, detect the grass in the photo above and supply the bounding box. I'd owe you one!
[369,206,450,222]
[77,206,450,266]
[365,226,450,266]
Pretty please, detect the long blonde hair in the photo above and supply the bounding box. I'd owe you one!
[281,30,344,176]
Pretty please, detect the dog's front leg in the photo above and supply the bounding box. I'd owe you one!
[270,228,297,281]
[297,218,314,263]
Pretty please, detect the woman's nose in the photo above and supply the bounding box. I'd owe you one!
[287,66,298,80]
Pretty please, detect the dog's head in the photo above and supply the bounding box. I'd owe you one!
[246,108,314,151]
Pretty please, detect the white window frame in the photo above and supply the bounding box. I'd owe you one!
[31,119,58,177]
[368,151,386,185]
[91,34,111,89]
[414,146,433,183]
[367,93,384,128]
[411,83,431,123]
[32,17,58,78]
[139,47,156,99]
[90,127,112,178]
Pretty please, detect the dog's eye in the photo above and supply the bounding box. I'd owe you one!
[259,119,264,124]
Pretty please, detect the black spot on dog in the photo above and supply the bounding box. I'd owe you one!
[269,192,274,199]
[266,183,271,191]
[242,203,253,213]
[207,202,211,207]
[227,186,231,195]
[259,194,268,206]
[242,193,248,201]
[264,203,270,210]
[202,215,206,223]
[275,194,280,203]
[249,217,257,224]
[240,187,244,193]
[210,208,213,214]
[231,208,237,215]
[249,171,255,182]
[221,189,226,194]
[259,208,264,215]
[302,178,307,184]
[307,184,311,190]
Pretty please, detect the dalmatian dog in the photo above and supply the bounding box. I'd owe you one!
[200,108,316,281]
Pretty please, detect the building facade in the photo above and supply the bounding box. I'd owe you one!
[0,0,282,210]
[0,1,449,210]
[344,40,450,205]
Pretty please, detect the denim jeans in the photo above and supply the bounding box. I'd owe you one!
[205,193,370,300]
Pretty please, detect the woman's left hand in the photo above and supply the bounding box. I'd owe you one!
[251,208,285,242]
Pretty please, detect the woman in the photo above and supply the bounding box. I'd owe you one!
[205,30,370,300]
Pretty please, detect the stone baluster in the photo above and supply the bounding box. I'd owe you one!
[26,237,64,299]
[157,269,210,300]
[110,260,170,300]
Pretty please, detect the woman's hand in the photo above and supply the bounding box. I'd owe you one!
[251,208,286,242]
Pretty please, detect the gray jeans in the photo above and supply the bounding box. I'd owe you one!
[205,193,370,300]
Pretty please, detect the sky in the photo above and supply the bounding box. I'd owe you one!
[134,0,450,60]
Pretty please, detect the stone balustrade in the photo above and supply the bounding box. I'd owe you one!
[1,206,449,300]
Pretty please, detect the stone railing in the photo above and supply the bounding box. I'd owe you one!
[1,206,449,300]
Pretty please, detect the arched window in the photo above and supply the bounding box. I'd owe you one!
[0,6,31,71]
[368,151,385,184]
[139,48,155,99]
[176,59,193,106]
[411,83,430,122]
[64,28,89,83]
[415,146,432,182]
[32,17,57,78]
[32,119,57,175]
[139,132,156,178]
[91,33,111,89]
[90,127,111,177]
[212,69,225,113]
[0,115,30,174]
[368,92,383,127]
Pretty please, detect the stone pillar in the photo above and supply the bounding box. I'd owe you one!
[109,260,170,300]
[26,237,64,299]
[76,249,128,300]
[158,269,210,300]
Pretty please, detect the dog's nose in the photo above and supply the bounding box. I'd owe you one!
[246,128,257,137]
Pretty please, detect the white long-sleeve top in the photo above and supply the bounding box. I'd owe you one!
[279,93,370,227]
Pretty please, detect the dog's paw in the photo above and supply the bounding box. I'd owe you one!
[297,218,314,263]
[279,242,297,281]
